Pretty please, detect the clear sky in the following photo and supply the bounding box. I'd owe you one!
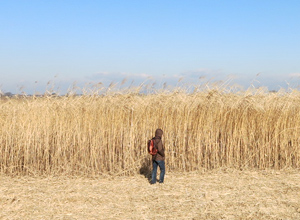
[1,0,300,94]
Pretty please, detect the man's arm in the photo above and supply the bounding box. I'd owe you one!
[157,140,165,157]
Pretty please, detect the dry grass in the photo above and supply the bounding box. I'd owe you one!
[1,86,300,176]
[1,169,300,219]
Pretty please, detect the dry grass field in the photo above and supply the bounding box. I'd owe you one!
[1,85,300,219]
[1,86,300,176]
[1,169,300,219]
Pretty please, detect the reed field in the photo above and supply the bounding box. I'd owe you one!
[1,84,300,219]
[1,84,300,176]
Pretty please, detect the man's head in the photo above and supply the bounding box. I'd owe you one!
[155,129,163,138]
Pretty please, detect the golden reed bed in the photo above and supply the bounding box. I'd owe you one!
[1,86,300,176]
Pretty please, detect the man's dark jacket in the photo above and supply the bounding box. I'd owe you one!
[152,129,165,161]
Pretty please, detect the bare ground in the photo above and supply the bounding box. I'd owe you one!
[1,169,300,220]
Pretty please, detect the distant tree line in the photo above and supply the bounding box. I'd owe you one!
[0,92,83,98]
[0,89,279,98]
[0,92,14,97]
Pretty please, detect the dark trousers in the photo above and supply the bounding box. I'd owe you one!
[151,160,165,184]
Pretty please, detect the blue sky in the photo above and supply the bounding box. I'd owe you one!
[1,0,300,94]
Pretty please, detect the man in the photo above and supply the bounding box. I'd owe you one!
[151,129,165,184]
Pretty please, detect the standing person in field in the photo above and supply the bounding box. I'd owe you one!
[150,129,165,184]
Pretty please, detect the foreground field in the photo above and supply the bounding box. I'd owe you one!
[1,169,300,219]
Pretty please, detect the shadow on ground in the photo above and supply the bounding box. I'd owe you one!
[139,157,152,183]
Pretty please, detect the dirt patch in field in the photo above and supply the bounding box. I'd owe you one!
[1,169,300,219]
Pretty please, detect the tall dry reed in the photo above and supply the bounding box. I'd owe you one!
[1,86,300,176]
